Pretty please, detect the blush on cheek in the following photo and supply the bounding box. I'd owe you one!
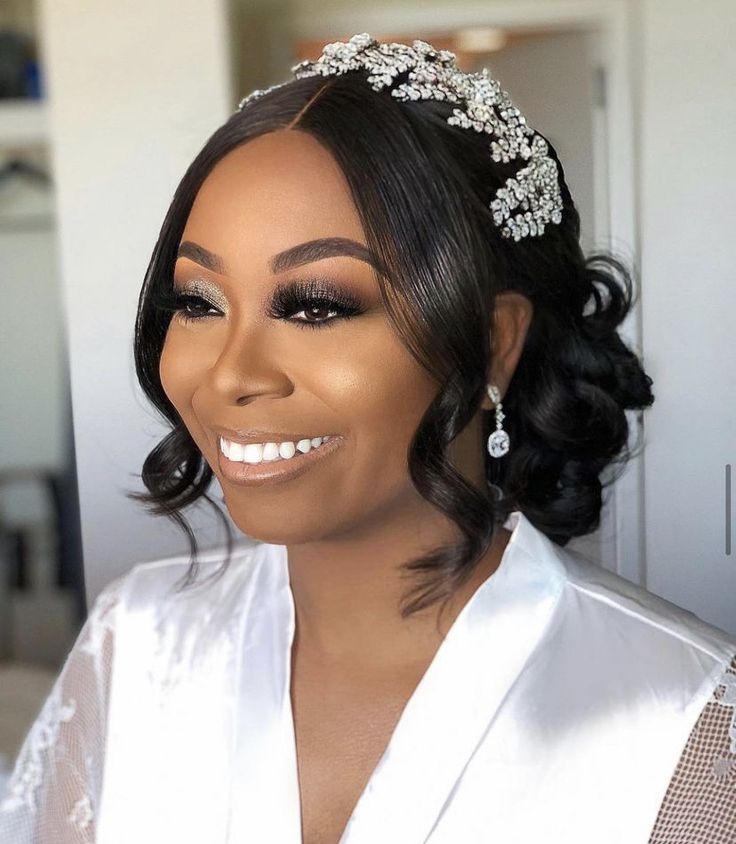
[160,336,200,402]
[158,347,180,409]
[159,372,195,439]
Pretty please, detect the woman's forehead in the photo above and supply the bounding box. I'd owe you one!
[193,131,358,223]
[180,131,369,275]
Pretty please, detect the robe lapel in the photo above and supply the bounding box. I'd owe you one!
[335,510,566,844]
[228,545,303,842]
[229,510,565,844]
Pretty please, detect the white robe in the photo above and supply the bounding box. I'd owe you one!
[1,509,735,842]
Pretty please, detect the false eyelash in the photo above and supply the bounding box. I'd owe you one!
[267,277,365,330]
[155,292,220,324]
[153,278,366,330]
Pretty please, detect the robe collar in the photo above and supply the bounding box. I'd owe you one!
[229,509,566,843]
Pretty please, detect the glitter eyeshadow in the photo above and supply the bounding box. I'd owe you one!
[178,277,230,313]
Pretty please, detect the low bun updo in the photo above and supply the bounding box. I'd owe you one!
[489,249,654,547]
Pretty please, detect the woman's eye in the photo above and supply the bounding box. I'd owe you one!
[291,302,343,328]
[270,281,366,331]
[171,293,220,323]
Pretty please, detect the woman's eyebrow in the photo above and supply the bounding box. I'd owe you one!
[176,237,383,276]
[176,240,225,273]
[269,237,382,274]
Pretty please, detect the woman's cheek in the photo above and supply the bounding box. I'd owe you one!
[159,331,198,411]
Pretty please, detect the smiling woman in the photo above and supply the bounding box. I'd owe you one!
[1,32,735,844]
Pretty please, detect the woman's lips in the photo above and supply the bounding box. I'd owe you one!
[216,435,344,487]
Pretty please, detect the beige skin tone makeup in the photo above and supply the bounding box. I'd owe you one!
[159,128,533,844]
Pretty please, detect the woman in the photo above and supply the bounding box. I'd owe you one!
[1,33,734,844]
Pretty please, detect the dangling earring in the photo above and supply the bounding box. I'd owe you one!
[486,384,510,458]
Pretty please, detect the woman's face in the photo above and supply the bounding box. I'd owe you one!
[160,129,480,544]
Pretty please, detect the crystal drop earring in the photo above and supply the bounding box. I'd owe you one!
[486,384,510,458]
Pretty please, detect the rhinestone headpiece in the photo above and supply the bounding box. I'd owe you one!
[237,32,564,242]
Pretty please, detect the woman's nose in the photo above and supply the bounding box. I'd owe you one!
[204,321,291,404]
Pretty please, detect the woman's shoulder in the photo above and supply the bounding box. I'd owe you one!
[518,524,736,830]
[90,537,286,631]
[515,511,736,669]
[551,539,736,667]
[75,540,289,693]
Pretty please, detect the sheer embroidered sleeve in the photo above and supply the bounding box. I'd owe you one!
[648,652,736,843]
[0,573,127,843]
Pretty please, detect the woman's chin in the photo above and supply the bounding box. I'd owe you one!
[222,506,329,547]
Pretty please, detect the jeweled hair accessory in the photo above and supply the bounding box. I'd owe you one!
[237,32,563,242]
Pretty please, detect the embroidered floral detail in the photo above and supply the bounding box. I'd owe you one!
[710,660,736,780]
[712,756,736,779]
[0,688,76,813]
[68,793,94,829]
[713,664,736,754]
[79,575,125,658]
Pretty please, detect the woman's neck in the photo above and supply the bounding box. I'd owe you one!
[286,499,511,673]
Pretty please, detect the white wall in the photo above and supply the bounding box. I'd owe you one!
[638,0,736,632]
[37,0,234,604]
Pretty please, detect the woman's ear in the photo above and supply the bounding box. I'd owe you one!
[480,292,534,410]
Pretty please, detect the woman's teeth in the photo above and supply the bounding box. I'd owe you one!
[220,436,332,464]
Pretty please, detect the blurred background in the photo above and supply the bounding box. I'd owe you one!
[0,0,734,795]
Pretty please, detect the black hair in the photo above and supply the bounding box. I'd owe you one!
[128,68,654,618]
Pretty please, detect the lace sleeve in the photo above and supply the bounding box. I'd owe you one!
[0,573,127,844]
[648,651,736,842]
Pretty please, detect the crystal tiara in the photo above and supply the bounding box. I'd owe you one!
[237,32,564,242]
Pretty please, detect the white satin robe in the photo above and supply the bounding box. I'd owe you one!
[1,509,735,843]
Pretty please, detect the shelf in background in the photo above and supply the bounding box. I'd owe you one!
[0,99,49,148]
